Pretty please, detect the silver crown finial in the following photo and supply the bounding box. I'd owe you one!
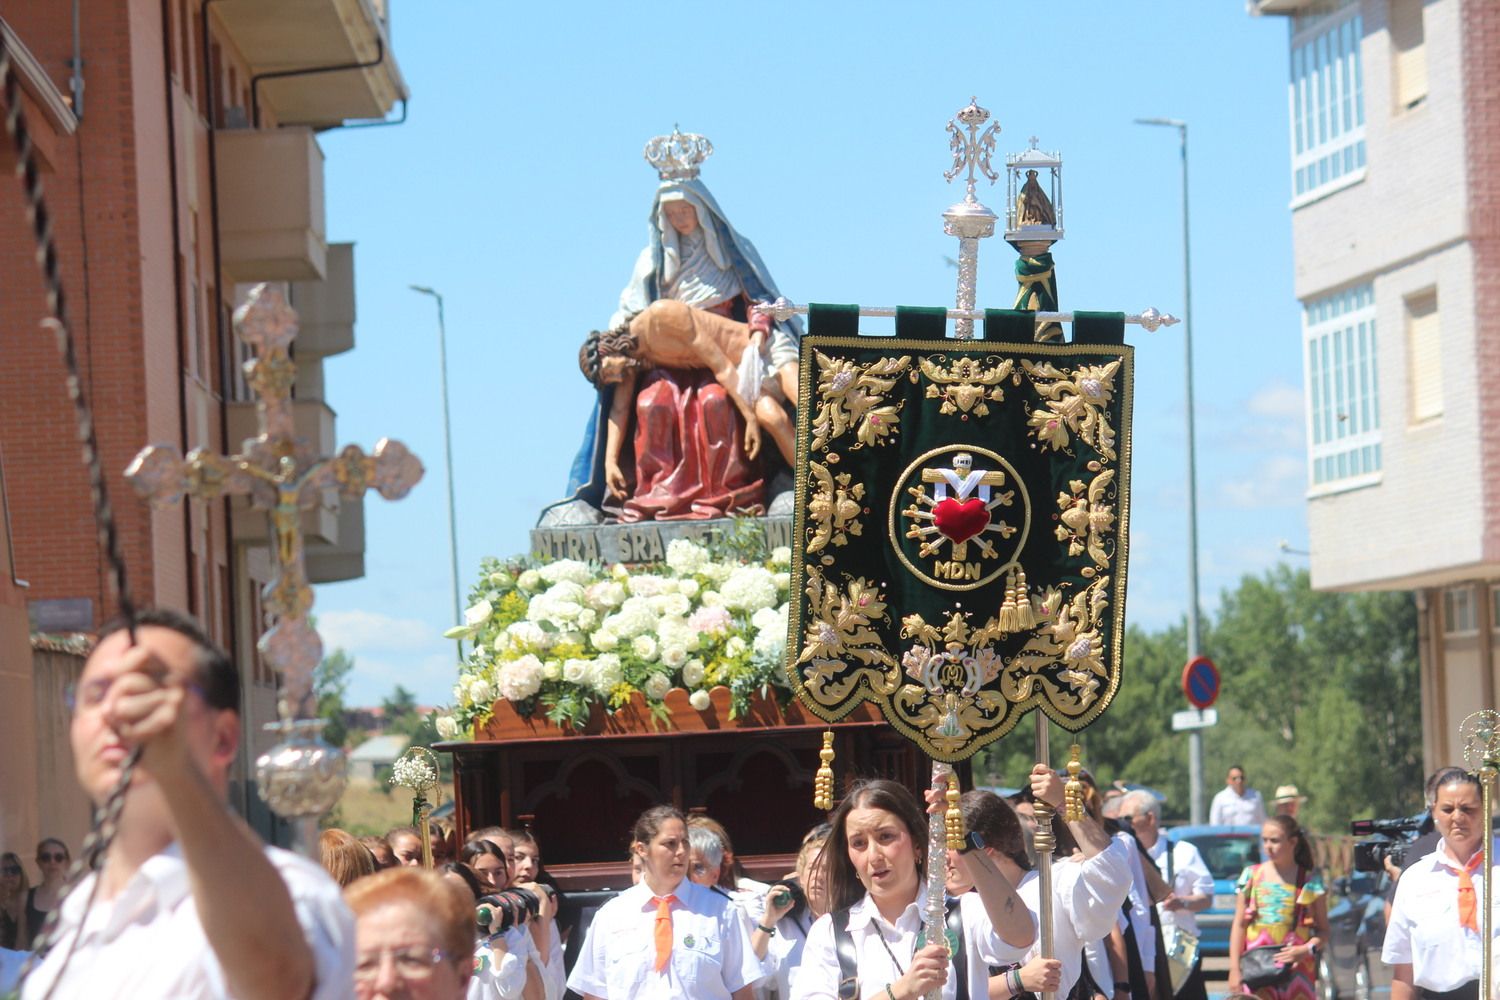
[644,126,714,181]
[944,98,1000,200]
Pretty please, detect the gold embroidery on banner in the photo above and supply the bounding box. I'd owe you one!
[806,461,865,554]
[1055,468,1117,570]
[895,607,1031,755]
[915,355,1015,417]
[797,567,899,708]
[1021,358,1122,461]
[810,352,913,452]
[1005,578,1111,711]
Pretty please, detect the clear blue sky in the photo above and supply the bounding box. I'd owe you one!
[311,1,1306,709]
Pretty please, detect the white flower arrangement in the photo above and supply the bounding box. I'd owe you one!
[438,534,796,736]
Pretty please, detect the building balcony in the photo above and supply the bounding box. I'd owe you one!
[225,398,339,547]
[1246,0,1318,14]
[211,0,407,128]
[307,495,366,584]
[217,127,327,283]
[291,243,355,359]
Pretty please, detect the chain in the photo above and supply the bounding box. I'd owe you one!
[2,29,141,1000]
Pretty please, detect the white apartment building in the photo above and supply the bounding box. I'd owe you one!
[1251,0,1500,773]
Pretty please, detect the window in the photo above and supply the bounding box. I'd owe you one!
[1405,290,1441,423]
[1289,0,1366,204]
[1444,586,1476,636]
[1390,0,1428,111]
[1305,285,1380,487]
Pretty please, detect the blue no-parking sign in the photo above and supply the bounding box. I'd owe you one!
[1181,655,1220,709]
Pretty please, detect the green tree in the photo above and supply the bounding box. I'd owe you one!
[379,684,451,780]
[314,648,355,749]
[974,564,1422,832]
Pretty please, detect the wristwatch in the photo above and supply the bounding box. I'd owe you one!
[756,923,777,935]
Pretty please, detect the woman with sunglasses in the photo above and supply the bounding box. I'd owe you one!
[26,839,68,948]
[0,852,28,952]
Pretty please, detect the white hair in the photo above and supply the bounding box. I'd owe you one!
[1120,789,1160,822]
[688,825,724,868]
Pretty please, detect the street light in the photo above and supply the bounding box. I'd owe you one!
[1135,116,1204,823]
[409,284,463,663]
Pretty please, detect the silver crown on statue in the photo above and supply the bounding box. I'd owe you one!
[645,126,713,181]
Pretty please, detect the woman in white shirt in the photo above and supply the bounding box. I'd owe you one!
[1384,769,1492,1000]
[567,805,765,1000]
[791,779,1036,1000]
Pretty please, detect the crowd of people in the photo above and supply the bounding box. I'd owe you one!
[2,608,1497,1000]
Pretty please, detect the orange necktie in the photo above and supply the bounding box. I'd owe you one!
[652,894,676,971]
[1458,851,1485,932]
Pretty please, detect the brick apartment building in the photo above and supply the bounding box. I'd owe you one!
[0,0,406,855]
[1250,0,1500,771]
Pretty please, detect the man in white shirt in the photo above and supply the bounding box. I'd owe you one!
[1120,791,1213,1000]
[21,609,354,999]
[1208,766,1266,827]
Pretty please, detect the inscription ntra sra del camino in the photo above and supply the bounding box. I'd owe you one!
[531,516,793,565]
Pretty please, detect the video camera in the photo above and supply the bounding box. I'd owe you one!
[1349,814,1426,873]
[477,883,556,934]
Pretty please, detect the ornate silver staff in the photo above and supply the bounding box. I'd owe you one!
[126,284,424,855]
[1462,710,1500,1000]
[943,98,1000,340]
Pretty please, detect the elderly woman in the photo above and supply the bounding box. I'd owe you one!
[791,779,1036,1000]
[345,867,476,1000]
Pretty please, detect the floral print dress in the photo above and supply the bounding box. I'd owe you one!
[1236,862,1326,1000]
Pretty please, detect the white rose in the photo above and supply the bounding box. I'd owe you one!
[725,636,748,658]
[677,578,700,600]
[770,546,792,567]
[632,635,659,661]
[562,658,590,683]
[643,672,671,700]
[611,563,630,581]
[542,659,562,682]
[488,570,515,587]
[435,715,459,740]
[576,608,599,631]
[701,590,723,608]
[689,689,712,711]
[516,569,543,592]
[467,676,495,704]
[661,645,687,668]
[591,628,619,651]
[464,600,493,628]
[682,659,706,688]
[773,572,791,592]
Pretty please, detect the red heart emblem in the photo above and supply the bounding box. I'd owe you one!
[932,497,990,544]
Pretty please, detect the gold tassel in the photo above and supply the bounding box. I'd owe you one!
[813,730,836,810]
[998,570,1019,632]
[1063,744,1085,821]
[945,773,965,850]
[1014,566,1035,630]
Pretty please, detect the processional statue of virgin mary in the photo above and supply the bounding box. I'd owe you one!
[551,128,802,524]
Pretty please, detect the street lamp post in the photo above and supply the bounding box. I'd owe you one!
[1136,117,1204,824]
[410,284,464,663]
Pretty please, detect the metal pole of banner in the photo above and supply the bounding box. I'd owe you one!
[924,761,953,1000]
[1032,715,1058,1000]
[941,98,1001,341]
[757,299,1179,332]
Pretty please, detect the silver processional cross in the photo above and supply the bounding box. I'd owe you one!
[125,283,423,844]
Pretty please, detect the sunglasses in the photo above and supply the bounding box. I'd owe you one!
[39,852,66,863]
[0,865,20,876]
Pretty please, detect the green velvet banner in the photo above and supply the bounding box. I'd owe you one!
[789,306,1133,761]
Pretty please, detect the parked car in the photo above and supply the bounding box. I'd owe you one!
[1165,824,1263,961]
[1319,868,1391,1000]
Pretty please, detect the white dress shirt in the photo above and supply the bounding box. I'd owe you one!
[1148,838,1214,937]
[791,889,1031,1000]
[567,877,764,999]
[1018,836,1135,999]
[20,842,354,999]
[529,919,566,1000]
[1382,841,1500,992]
[1208,787,1265,826]
[757,909,811,1000]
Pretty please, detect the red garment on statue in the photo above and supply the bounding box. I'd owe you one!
[622,368,765,522]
